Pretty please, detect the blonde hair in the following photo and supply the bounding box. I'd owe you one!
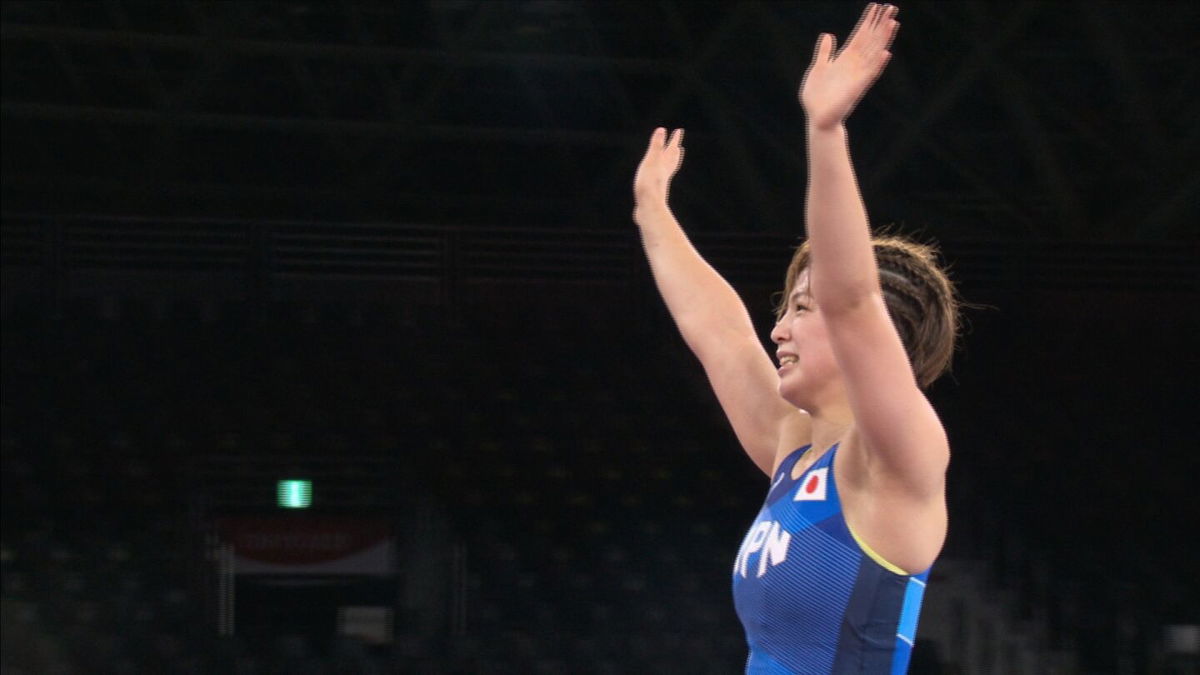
[776,235,961,389]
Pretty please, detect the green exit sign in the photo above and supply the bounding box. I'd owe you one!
[277,479,312,509]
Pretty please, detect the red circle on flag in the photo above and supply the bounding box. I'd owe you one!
[805,475,819,494]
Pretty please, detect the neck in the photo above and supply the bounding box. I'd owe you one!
[807,402,854,455]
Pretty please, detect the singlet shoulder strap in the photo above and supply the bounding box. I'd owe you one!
[817,441,840,467]
[786,443,814,471]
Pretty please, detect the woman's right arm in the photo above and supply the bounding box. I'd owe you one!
[633,128,808,476]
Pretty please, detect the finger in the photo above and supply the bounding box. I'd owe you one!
[845,3,876,50]
[813,32,835,64]
[868,5,899,55]
[864,6,898,55]
[668,128,685,149]
[884,6,900,43]
[648,127,667,150]
[876,3,892,25]
[881,18,899,53]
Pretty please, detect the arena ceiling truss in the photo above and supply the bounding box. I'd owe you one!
[2,1,1197,242]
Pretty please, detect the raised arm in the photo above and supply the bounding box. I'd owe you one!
[799,4,948,494]
[633,128,807,475]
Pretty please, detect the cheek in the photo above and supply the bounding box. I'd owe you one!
[796,320,835,367]
[794,317,825,343]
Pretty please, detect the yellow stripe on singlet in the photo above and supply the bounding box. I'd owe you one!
[846,524,912,576]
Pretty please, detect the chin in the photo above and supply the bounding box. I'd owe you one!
[778,381,809,409]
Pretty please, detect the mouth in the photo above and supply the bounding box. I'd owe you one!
[777,355,798,369]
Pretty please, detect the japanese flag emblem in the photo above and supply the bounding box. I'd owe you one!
[793,467,828,501]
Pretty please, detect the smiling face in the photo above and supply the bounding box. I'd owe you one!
[769,268,845,411]
[776,236,961,391]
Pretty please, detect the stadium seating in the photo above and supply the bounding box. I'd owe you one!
[2,294,1192,673]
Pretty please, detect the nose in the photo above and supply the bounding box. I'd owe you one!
[770,316,788,344]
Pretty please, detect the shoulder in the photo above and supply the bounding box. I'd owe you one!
[838,424,949,499]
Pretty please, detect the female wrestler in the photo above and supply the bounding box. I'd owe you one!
[632,4,959,672]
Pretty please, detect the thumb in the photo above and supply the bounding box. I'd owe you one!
[647,127,666,151]
[813,33,835,65]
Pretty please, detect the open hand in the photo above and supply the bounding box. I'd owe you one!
[633,127,685,206]
[799,3,900,130]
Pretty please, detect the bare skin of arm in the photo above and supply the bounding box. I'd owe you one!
[634,129,809,476]
[798,3,949,573]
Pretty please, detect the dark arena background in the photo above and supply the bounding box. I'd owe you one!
[2,1,1197,673]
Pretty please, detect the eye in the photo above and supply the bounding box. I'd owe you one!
[794,302,809,313]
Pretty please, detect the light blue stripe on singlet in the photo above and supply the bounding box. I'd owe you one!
[891,575,927,674]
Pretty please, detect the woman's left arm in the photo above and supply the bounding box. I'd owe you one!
[800,3,948,495]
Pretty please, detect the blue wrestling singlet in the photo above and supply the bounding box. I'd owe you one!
[732,443,930,674]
